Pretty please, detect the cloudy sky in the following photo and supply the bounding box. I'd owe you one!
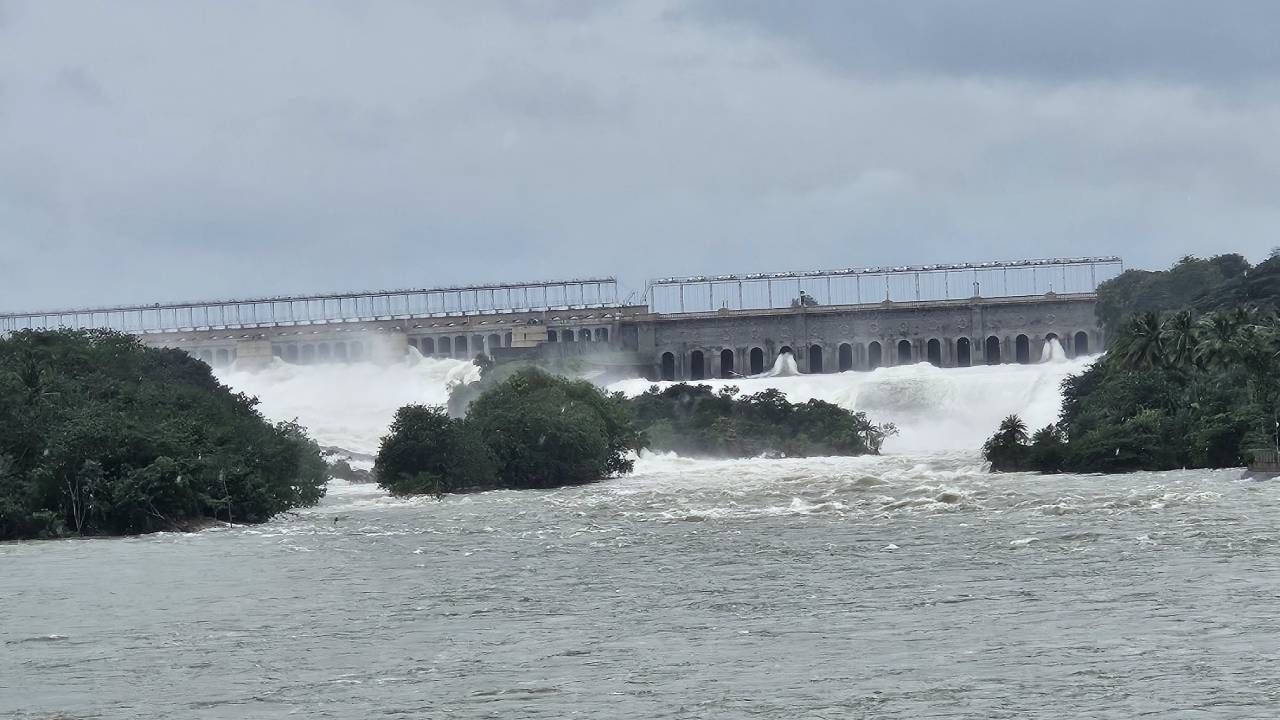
[2,0,1278,310]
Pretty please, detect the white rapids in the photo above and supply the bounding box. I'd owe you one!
[214,346,1095,457]
[215,350,479,456]
[610,355,1095,453]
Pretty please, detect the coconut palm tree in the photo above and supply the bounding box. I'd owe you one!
[982,414,1031,471]
[1108,312,1165,370]
[1193,311,1241,371]
[1160,310,1199,370]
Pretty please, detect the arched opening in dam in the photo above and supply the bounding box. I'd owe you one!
[720,349,734,378]
[1015,334,1030,364]
[985,336,1001,365]
[439,337,452,354]
[1075,330,1090,356]
[660,352,676,381]
[487,333,502,351]
[595,328,609,342]
[897,340,912,364]
[808,345,823,373]
[690,350,705,380]
[927,339,942,367]
[838,343,853,372]
[779,345,793,357]
[579,329,592,342]
[455,336,469,357]
[868,341,882,370]
[749,347,765,375]
[547,330,558,342]
[421,337,435,354]
[957,337,971,367]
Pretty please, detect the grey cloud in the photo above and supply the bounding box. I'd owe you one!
[1,0,1278,311]
[681,0,1280,84]
[54,67,107,105]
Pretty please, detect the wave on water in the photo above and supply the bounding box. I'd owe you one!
[215,350,479,456]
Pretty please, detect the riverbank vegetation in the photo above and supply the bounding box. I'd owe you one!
[630,383,895,458]
[0,330,329,541]
[378,368,894,496]
[986,253,1280,474]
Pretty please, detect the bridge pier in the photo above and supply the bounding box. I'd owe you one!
[232,339,274,370]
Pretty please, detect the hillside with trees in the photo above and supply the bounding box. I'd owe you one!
[986,253,1280,474]
[0,330,329,540]
[1095,252,1280,337]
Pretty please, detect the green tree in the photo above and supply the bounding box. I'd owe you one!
[465,368,642,488]
[0,329,328,540]
[1160,310,1199,370]
[1108,312,1165,370]
[374,405,496,494]
[982,415,1030,471]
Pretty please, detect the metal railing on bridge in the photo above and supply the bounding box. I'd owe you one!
[0,277,620,335]
[645,256,1123,314]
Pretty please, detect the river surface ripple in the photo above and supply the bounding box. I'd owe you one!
[3,453,1279,719]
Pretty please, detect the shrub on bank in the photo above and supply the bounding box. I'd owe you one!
[0,329,328,540]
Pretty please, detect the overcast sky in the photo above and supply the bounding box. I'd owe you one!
[2,0,1279,310]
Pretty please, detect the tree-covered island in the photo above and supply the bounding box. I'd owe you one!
[985,253,1280,474]
[0,330,329,541]
[375,365,895,496]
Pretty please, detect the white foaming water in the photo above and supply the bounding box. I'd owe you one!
[215,351,479,456]
[610,357,1097,453]
[1040,337,1068,363]
[215,346,1095,457]
[752,351,802,378]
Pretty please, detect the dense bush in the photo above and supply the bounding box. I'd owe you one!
[375,367,643,494]
[466,367,643,488]
[630,384,895,458]
[375,404,496,495]
[0,329,328,540]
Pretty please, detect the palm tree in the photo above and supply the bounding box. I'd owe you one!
[982,414,1030,471]
[1109,312,1165,370]
[1161,310,1199,370]
[994,414,1029,444]
[1194,311,1241,371]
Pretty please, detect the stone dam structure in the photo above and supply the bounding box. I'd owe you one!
[1,257,1121,381]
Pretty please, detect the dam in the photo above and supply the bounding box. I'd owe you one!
[0,256,1119,380]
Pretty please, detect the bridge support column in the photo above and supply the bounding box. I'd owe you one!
[234,339,275,370]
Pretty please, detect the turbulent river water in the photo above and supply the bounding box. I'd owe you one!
[4,353,1279,718]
